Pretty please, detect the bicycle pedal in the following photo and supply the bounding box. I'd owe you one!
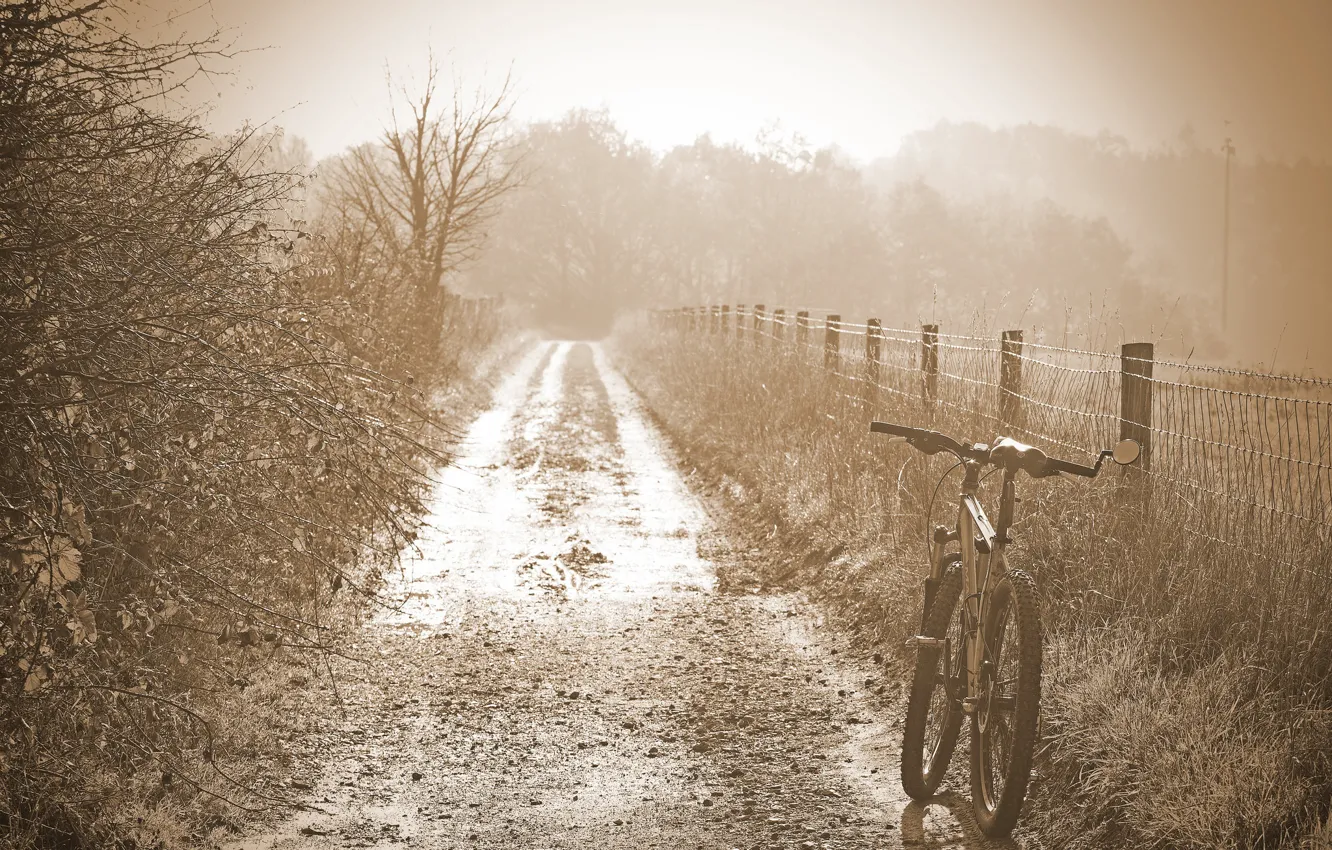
[905,636,946,649]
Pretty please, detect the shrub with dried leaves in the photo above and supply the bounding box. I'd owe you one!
[0,3,499,845]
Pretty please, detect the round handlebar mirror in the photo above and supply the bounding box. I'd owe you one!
[1112,439,1141,465]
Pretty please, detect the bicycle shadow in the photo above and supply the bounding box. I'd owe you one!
[899,792,1023,849]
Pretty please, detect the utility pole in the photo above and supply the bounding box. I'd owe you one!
[1222,131,1236,330]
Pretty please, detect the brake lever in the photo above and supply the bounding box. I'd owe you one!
[1093,450,1113,475]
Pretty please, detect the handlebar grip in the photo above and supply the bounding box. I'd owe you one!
[1045,456,1098,478]
[871,421,970,458]
[870,421,935,440]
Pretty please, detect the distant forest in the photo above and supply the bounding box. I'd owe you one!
[421,115,1329,372]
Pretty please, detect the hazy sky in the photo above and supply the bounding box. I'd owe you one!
[133,0,1331,163]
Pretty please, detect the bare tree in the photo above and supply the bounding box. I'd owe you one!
[320,58,521,359]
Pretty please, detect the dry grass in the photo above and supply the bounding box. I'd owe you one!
[613,317,1332,849]
[1308,809,1332,850]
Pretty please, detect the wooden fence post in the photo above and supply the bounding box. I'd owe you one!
[736,304,745,340]
[921,323,939,406]
[753,304,765,341]
[796,310,810,349]
[1000,330,1024,430]
[865,318,882,410]
[772,308,785,344]
[720,304,730,333]
[1120,342,1154,473]
[824,314,841,372]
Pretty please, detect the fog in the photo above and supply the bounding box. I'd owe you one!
[138,0,1332,368]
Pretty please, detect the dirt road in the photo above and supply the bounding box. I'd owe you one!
[232,341,1011,850]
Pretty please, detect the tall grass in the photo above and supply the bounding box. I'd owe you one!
[614,316,1332,849]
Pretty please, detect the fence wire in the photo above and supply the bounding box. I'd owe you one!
[657,306,1332,573]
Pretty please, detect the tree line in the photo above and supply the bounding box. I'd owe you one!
[463,111,1328,369]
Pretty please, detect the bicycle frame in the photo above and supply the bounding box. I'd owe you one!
[929,459,1018,707]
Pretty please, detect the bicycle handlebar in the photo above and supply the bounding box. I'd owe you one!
[1043,456,1100,478]
[870,420,1113,479]
[869,421,984,461]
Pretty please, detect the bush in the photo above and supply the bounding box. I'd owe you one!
[0,4,496,845]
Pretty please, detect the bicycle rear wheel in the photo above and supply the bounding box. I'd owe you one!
[900,557,963,800]
[970,568,1042,837]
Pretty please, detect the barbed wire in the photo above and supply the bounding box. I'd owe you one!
[651,306,1332,573]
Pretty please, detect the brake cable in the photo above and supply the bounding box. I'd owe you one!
[923,457,1002,564]
[924,459,962,566]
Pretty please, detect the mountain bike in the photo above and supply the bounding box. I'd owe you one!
[870,420,1140,836]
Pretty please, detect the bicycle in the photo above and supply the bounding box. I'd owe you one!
[869,420,1140,836]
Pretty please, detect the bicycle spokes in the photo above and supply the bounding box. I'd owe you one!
[969,570,1043,837]
[979,606,1017,800]
[923,635,957,762]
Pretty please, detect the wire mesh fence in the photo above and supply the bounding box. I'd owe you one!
[656,304,1332,574]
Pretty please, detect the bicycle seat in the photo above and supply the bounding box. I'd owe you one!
[990,437,1049,476]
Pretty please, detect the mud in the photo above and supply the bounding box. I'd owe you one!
[229,341,1017,850]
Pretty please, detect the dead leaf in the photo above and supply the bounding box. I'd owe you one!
[23,663,50,693]
[62,501,92,548]
[61,590,97,645]
[25,535,81,590]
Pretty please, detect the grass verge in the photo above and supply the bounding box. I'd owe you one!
[613,319,1332,850]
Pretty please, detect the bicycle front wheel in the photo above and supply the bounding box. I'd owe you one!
[970,568,1042,837]
[900,557,963,800]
